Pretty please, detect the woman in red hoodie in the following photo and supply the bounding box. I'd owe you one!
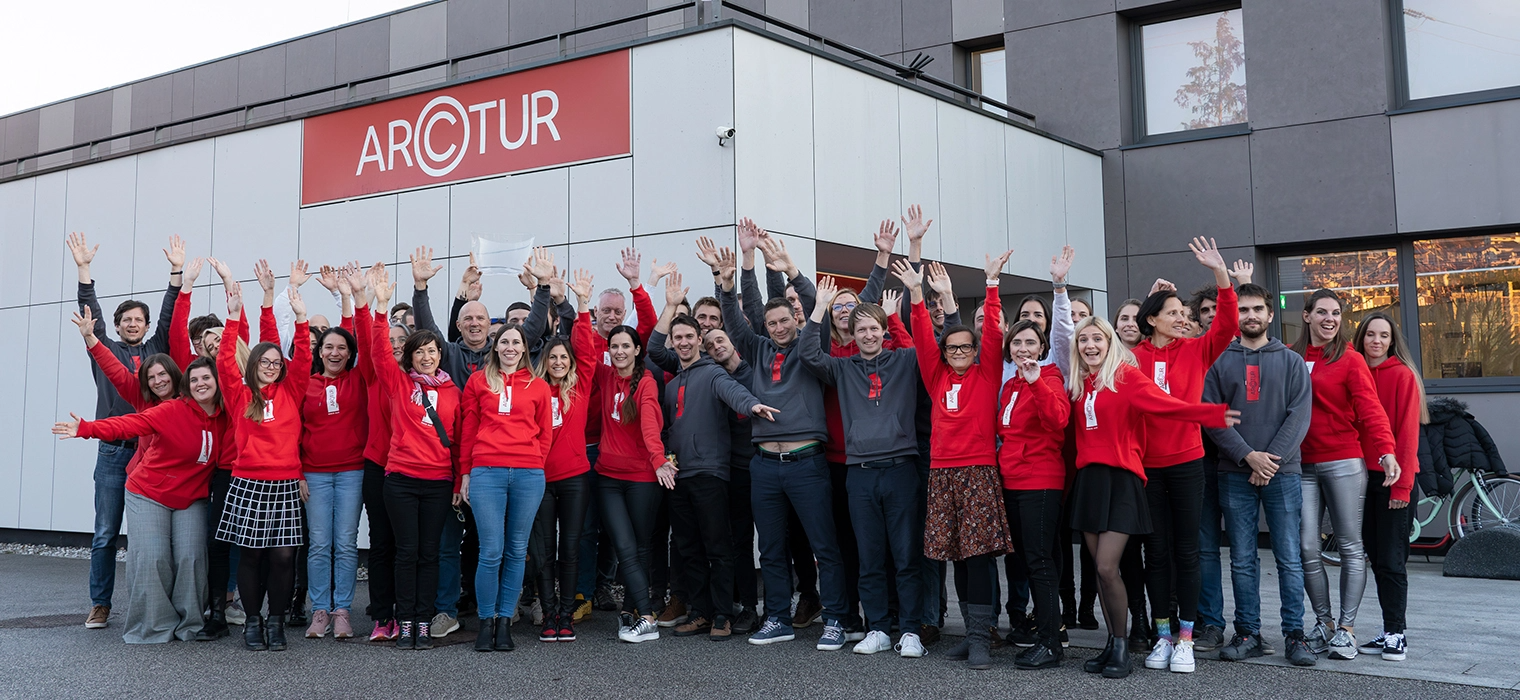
[1066,316,1236,679]
[1352,311,1425,662]
[1129,237,1239,673]
[594,318,676,645]
[298,269,367,642]
[530,269,603,644]
[54,357,228,644]
[351,266,462,650]
[459,321,553,652]
[1289,289,1399,661]
[213,281,311,652]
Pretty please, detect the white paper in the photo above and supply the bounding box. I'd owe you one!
[473,234,536,276]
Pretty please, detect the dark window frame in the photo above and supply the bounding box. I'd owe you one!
[1126,1,1249,146]
[1389,0,1520,113]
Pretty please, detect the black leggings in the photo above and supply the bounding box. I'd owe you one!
[531,471,591,618]
[598,476,663,615]
[1143,459,1204,625]
[238,545,297,617]
[1007,489,1064,640]
[952,555,996,606]
[1364,479,1413,633]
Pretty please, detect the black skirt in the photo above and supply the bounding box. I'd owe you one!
[1068,465,1152,535]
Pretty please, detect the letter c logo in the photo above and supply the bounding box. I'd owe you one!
[414,96,470,177]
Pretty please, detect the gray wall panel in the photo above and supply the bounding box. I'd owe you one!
[390,4,448,71]
[577,0,648,52]
[1250,115,1396,245]
[1006,0,1113,32]
[952,0,1004,42]
[1004,14,1122,150]
[237,46,288,107]
[1125,245,1252,302]
[3,111,40,163]
[1102,148,1125,257]
[191,59,239,117]
[902,0,952,52]
[170,70,195,139]
[1391,100,1520,234]
[335,17,391,100]
[128,76,172,149]
[71,92,114,146]
[38,102,74,168]
[508,0,576,64]
[445,0,512,58]
[1105,255,1130,306]
[1241,0,1387,130]
[1124,135,1252,255]
[285,33,338,95]
[808,0,903,57]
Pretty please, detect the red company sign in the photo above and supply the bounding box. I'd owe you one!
[301,50,630,205]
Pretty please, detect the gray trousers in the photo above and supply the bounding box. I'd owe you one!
[1299,459,1367,630]
[123,492,208,644]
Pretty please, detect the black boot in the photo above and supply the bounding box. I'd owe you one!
[494,617,516,651]
[1084,635,1114,673]
[965,604,994,671]
[1077,594,1099,630]
[945,602,971,661]
[1129,613,1153,653]
[196,605,230,641]
[266,614,287,651]
[1015,636,1064,670]
[1101,636,1132,678]
[475,617,496,651]
[244,615,268,651]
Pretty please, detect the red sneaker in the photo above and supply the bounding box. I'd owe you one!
[540,613,559,642]
[557,616,576,642]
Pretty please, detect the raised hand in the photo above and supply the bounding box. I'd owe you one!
[52,412,83,439]
[985,249,1014,282]
[816,275,839,305]
[346,265,369,302]
[664,270,688,309]
[1149,278,1176,296]
[901,204,933,242]
[460,252,483,287]
[570,269,595,304]
[369,263,393,308]
[226,283,244,317]
[183,257,204,288]
[650,258,677,286]
[289,285,307,322]
[254,259,276,293]
[873,220,899,255]
[926,261,954,297]
[695,236,721,271]
[736,218,761,255]
[1229,259,1254,285]
[317,265,341,292]
[1189,236,1227,272]
[758,235,796,276]
[410,246,440,289]
[517,267,538,291]
[1050,245,1075,285]
[290,260,311,288]
[717,246,737,289]
[525,247,555,281]
[208,257,233,282]
[163,235,186,271]
[616,247,642,287]
[880,288,903,317]
[336,266,354,298]
[67,232,99,268]
[890,258,922,289]
[546,266,566,303]
[71,306,98,342]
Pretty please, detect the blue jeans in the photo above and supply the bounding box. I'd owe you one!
[470,467,547,620]
[91,442,134,607]
[751,449,853,626]
[1198,462,1226,629]
[1220,471,1306,635]
[848,458,923,632]
[913,441,943,627]
[436,502,465,617]
[304,470,364,612]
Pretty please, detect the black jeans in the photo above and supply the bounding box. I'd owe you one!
[787,506,819,604]
[383,473,452,623]
[362,460,396,621]
[531,471,591,619]
[1006,489,1064,641]
[1363,479,1413,633]
[206,469,234,609]
[1143,459,1204,625]
[830,461,861,620]
[671,474,734,620]
[598,476,664,615]
[729,465,758,609]
[847,458,923,632]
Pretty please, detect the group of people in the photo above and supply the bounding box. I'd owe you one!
[57,206,1424,678]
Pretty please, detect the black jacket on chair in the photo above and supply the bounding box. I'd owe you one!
[1418,396,1509,497]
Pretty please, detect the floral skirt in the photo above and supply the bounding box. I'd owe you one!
[924,465,1012,561]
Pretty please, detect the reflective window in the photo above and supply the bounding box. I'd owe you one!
[1277,249,1400,349]
[972,47,1007,116]
[1402,0,1520,101]
[1415,234,1520,378]
[1140,9,1247,136]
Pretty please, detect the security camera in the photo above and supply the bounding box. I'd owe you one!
[716,126,735,146]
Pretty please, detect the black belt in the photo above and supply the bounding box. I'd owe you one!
[103,439,138,450]
[855,456,913,469]
[755,444,824,463]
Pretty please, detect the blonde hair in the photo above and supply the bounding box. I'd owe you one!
[1067,316,1138,400]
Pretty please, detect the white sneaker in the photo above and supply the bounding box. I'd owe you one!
[224,599,247,626]
[619,616,660,643]
[853,630,893,654]
[1145,637,1175,670]
[896,632,926,658]
[1169,640,1196,673]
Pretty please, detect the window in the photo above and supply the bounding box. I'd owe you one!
[1415,234,1520,378]
[1399,0,1520,103]
[971,47,1006,116]
[1277,249,1400,350]
[1136,8,1248,138]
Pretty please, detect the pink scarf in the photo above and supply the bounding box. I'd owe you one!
[408,369,452,405]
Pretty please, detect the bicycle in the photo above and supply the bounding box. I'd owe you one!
[1319,467,1520,566]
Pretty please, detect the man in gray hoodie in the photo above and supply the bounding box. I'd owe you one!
[1201,283,1316,667]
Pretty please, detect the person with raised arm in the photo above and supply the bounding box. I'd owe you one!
[67,232,185,631]
[54,354,229,644]
[350,265,463,650]
[213,275,312,652]
[358,263,402,642]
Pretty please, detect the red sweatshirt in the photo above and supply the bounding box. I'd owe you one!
[543,312,602,482]
[825,315,914,463]
[1131,285,1238,468]
[1363,357,1421,502]
[79,397,229,510]
[998,363,1070,490]
[300,367,369,473]
[593,363,665,483]
[911,285,1002,468]
[88,341,163,476]
[1074,363,1229,483]
[460,367,554,472]
[217,314,311,480]
[357,304,463,487]
[583,286,657,447]
[358,308,394,467]
[1300,344,1397,466]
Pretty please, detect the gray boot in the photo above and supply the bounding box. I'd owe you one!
[945,602,972,661]
[966,604,995,670]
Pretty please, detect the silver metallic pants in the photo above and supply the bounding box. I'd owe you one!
[1300,458,1368,629]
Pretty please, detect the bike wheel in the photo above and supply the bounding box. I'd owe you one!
[1449,475,1520,540]
[1319,502,1341,567]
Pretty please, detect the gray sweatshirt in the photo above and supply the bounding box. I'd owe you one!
[656,350,763,480]
[1202,338,1314,475]
[798,318,920,464]
[80,281,180,420]
[412,287,490,380]
[719,278,829,445]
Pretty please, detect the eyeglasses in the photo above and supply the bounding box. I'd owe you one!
[944,344,975,355]
[831,302,857,312]
[257,358,284,369]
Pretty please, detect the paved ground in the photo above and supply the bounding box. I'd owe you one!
[2,551,1516,700]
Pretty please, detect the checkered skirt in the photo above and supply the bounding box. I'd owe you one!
[215,477,305,548]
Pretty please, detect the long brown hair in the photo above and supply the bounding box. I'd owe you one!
[607,325,645,423]
[138,353,183,405]
[1353,312,1430,424]
[1289,288,1348,364]
[243,342,287,421]
[533,336,579,412]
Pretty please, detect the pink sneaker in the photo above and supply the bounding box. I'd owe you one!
[305,609,330,638]
[332,610,354,639]
[370,619,397,642]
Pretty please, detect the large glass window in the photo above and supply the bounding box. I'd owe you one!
[1139,9,1248,137]
[1415,234,1520,378]
[971,47,1007,116]
[1401,0,1520,101]
[1277,249,1400,349]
